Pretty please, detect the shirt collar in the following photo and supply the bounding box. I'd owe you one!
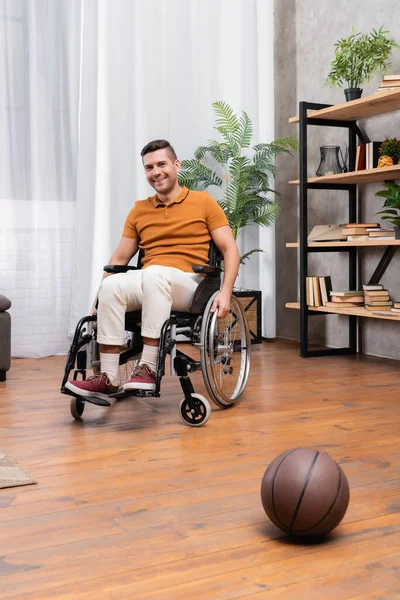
[152,186,189,208]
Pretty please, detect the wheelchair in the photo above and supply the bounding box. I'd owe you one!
[61,243,251,427]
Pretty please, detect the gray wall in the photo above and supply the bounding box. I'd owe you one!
[275,0,400,360]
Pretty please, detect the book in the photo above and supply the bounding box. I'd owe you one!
[330,290,364,297]
[355,144,366,171]
[366,141,383,170]
[369,230,395,237]
[348,223,380,229]
[312,276,322,307]
[347,235,369,241]
[363,284,383,291]
[383,74,400,81]
[393,302,400,308]
[318,276,332,306]
[325,301,363,308]
[364,294,390,302]
[378,79,400,88]
[307,276,314,306]
[331,295,364,303]
[391,308,400,313]
[365,305,392,311]
[342,227,369,235]
[364,290,389,296]
[365,300,393,306]
[377,87,400,92]
[368,236,395,240]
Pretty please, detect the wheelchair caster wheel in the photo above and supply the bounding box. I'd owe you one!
[70,396,85,419]
[179,393,211,427]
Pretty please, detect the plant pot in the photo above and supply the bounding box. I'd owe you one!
[395,226,400,240]
[344,88,363,102]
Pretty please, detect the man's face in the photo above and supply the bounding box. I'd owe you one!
[143,148,180,195]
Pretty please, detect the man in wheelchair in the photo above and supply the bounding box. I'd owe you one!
[62,139,250,424]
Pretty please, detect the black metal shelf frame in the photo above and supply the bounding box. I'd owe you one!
[297,101,397,358]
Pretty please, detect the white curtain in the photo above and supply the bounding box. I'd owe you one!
[69,0,276,339]
[0,0,82,357]
[1,0,275,359]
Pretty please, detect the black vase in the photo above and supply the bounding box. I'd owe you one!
[344,88,363,102]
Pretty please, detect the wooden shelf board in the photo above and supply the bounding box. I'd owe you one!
[289,89,400,123]
[286,302,400,321]
[289,164,400,185]
[286,240,400,248]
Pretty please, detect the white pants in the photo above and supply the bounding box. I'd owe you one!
[96,265,203,345]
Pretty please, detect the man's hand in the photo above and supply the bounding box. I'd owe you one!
[210,289,231,318]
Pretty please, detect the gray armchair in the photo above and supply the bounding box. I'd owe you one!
[0,295,11,381]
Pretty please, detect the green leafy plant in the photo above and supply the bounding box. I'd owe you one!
[375,182,400,227]
[379,137,400,158]
[325,26,399,89]
[178,101,298,263]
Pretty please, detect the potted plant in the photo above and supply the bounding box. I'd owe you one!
[325,27,399,102]
[178,101,299,264]
[377,137,400,167]
[375,182,400,238]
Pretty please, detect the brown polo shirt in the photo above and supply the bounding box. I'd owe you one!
[122,187,229,272]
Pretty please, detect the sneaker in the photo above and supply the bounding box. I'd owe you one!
[123,363,156,392]
[64,372,119,403]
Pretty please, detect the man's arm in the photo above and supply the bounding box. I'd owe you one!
[90,236,139,314]
[105,236,139,272]
[210,225,240,318]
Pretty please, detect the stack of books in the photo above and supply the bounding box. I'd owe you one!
[363,284,392,311]
[376,74,400,92]
[325,290,364,309]
[306,276,332,307]
[355,142,390,170]
[341,223,395,241]
[391,301,400,315]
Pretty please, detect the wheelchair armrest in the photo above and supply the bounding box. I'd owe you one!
[192,265,221,276]
[103,265,140,274]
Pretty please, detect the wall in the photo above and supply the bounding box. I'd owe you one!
[274,0,400,360]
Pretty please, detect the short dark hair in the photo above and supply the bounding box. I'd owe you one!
[140,139,177,161]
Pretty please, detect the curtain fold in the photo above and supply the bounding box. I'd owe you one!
[0,0,82,357]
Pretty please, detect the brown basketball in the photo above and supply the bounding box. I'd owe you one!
[261,448,350,537]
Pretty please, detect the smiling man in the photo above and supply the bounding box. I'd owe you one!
[64,139,240,402]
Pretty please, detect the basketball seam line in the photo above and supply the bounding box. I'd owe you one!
[289,450,320,535]
[271,448,299,533]
[295,462,344,534]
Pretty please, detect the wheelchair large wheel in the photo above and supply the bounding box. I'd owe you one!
[200,292,251,408]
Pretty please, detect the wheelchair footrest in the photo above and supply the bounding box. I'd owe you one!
[109,389,156,400]
[61,387,111,407]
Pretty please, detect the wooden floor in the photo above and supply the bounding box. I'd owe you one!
[1,339,400,599]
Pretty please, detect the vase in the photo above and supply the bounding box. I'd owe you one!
[395,226,400,240]
[344,88,363,102]
[377,155,399,168]
[316,146,345,177]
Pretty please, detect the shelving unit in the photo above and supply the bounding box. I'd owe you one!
[287,90,400,358]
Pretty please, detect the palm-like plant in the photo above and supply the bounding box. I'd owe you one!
[178,101,298,263]
[375,182,400,228]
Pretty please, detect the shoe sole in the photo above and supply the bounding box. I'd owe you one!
[123,382,156,392]
[64,381,114,402]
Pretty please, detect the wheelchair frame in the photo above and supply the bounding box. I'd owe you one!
[61,245,251,426]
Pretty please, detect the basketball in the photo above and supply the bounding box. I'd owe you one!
[261,448,350,537]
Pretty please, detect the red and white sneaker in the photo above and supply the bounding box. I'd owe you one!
[64,372,119,403]
[123,363,156,392]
